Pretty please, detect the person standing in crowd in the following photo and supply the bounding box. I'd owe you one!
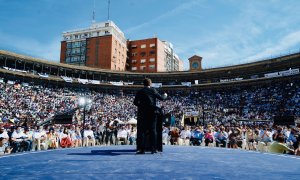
[134,78,167,154]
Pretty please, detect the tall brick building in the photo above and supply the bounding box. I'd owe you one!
[60,21,183,72]
[127,38,183,72]
[60,21,127,71]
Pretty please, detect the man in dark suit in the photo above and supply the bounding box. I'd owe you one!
[134,78,167,154]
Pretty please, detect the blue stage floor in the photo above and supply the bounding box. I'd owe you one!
[0,145,299,180]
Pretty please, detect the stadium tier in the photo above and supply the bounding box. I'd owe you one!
[0,50,300,91]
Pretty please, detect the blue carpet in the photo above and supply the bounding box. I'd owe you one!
[0,146,299,180]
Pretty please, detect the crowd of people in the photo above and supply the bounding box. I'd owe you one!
[0,78,300,156]
[163,123,300,155]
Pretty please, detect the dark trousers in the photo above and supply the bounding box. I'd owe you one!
[205,138,213,146]
[137,112,157,151]
[191,138,202,146]
[216,139,227,147]
[12,140,31,153]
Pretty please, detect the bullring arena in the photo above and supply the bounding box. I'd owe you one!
[0,50,300,179]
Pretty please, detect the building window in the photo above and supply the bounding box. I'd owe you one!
[131,60,137,63]
[71,56,80,62]
[150,43,155,48]
[131,67,137,71]
[81,49,86,55]
[149,58,155,62]
[72,41,81,48]
[141,59,146,64]
[105,23,109,27]
[141,44,146,48]
[67,42,72,48]
[105,31,110,34]
[66,57,71,63]
[140,66,146,70]
[140,52,146,57]
[131,52,137,57]
[131,45,137,49]
[72,48,81,54]
[149,65,155,69]
[149,50,156,55]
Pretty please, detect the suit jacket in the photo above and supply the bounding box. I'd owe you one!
[134,87,165,111]
[134,87,166,128]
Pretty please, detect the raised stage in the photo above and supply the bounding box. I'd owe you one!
[0,145,299,179]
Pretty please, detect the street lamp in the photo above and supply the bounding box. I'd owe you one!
[78,97,92,146]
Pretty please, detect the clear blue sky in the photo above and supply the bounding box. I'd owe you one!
[1,0,300,70]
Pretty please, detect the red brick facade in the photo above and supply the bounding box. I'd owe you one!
[60,35,126,71]
[85,36,112,69]
[60,41,67,63]
[127,38,160,73]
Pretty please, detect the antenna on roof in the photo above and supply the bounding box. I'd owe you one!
[107,0,111,20]
[92,0,96,23]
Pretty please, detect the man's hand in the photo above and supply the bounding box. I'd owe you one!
[163,93,168,98]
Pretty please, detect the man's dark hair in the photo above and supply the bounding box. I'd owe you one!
[277,134,285,143]
[143,78,152,87]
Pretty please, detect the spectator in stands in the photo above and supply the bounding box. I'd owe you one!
[83,125,95,147]
[295,135,300,156]
[0,126,9,147]
[11,126,31,152]
[117,126,128,145]
[287,128,298,150]
[73,127,82,147]
[179,126,191,146]
[32,126,47,151]
[269,134,294,154]
[47,128,58,149]
[69,125,77,147]
[215,127,228,148]
[246,128,256,150]
[60,128,72,148]
[170,127,180,145]
[258,126,272,151]
[0,126,11,155]
[204,129,214,146]
[228,128,241,149]
[128,127,137,145]
[191,127,204,146]
[162,126,170,145]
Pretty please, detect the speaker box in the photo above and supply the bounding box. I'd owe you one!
[274,116,295,126]
[53,114,73,124]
